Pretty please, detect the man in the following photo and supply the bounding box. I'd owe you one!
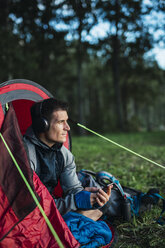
[24,98,112,220]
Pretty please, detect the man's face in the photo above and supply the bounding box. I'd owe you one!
[39,110,70,147]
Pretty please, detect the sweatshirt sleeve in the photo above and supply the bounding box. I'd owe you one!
[54,146,84,215]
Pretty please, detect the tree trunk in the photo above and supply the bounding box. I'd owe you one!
[111,0,123,131]
[77,19,85,135]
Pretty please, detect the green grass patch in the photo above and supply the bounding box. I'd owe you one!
[71,131,165,248]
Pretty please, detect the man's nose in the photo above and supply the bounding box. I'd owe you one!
[65,121,70,131]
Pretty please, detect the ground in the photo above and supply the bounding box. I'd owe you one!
[72,131,165,248]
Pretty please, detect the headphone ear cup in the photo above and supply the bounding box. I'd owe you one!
[31,100,50,133]
[32,117,49,133]
[40,117,49,132]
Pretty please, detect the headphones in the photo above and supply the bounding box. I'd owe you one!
[31,100,50,133]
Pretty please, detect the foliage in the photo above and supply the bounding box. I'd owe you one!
[72,131,165,248]
[0,0,165,133]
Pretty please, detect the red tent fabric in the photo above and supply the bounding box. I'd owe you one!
[0,80,79,248]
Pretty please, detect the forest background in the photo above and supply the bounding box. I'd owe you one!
[0,1,165,247]
[0,0,165,134]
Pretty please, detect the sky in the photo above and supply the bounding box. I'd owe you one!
[95,28,165,70]
[65,19,165,70]
[55,1,165,70]
[90,22,165,70]
[150,47,165,69]
[143,0,165,69]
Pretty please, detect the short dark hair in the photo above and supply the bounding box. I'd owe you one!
[31,98,69,123]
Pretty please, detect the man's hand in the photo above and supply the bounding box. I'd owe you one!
[85,185,113,207]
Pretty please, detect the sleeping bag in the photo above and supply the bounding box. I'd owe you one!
[63,211,112,248]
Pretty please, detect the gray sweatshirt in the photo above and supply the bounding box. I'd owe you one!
[24,127,83,215]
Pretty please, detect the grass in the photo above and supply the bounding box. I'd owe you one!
[71,131,165,248]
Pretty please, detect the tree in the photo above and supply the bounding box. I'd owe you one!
[95,0,158,131]
[9,0,69,95]
[0,0,23,81]
[56,0,97,134]
[1,0,164,133]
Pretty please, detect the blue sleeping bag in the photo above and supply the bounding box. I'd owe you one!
[63,212,112,248]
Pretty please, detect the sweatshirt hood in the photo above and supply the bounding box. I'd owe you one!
[24,126,62,151]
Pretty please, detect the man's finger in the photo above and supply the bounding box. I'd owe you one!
[96,192,107,204]
[85,187,99,192]
[106,184,113,196]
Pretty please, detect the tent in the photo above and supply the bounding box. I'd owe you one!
[0,79,114,248]
[0,79,78,248]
